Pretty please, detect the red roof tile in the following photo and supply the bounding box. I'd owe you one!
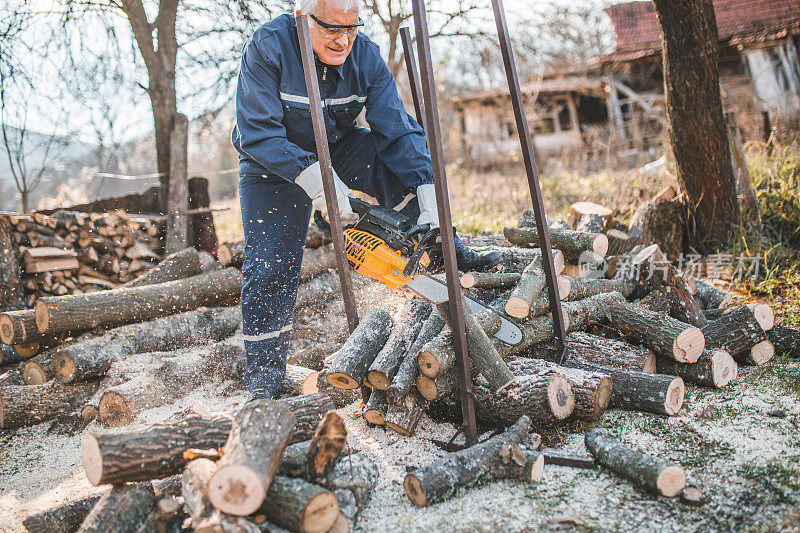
[607,0,800,52]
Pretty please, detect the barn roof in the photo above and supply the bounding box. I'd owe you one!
[452,77,605,105]
[602,0,800,62]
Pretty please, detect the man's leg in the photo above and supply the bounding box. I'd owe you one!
[238,173,310,398]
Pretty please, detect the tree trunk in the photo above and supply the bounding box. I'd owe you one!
[187,177,219,253]
[326,309,392,389]
[23,494,104,533]
[651,0,738,249]
[0,219,25,312]
[260,476,339,533]
[585,428,686,497]
[0,381,100,429]
[366,300,431,389]
[122,247,204,288]
[77,482,156,533]
[35,268,242,335]
[208,400,296,516]
[53,307,240,383]
[165,113,189,253]
[404,416,543,507]
[386,310,445,405]
[656,349,737,388]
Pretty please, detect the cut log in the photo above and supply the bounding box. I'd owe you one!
[607,228,633,255]
[123,247,204,288]
[473,371,574,427]
[563,292,624,332]
[316,368,361,408]
[323,452,379,527]
[416,369,456,401]
[746,303,774,331]
[183,458,261,533]
[217,240,244,268]
[0,381,100,429]
[768,324,800,358]
[568,202,613,228]
[0,309,43,346]
[282,364,319,396]
[575,213,606,234]
[694,279,731,309]
[532,332,656,373]
[272,393,337,445]
[0,218,25,312]
[585,428,686,497]
[208,399,296,516]
[23,494,104,533]
[366,300,432,389]
[404,416,543,507]
[436,300,513,390]
[626,193,684,257]
[607,294,705,363]
[304,411,347,481]
[568,361,685,416]
[259,476,339,533]
[35,267,242,335]
[1,343,21,366]
[82,412,235,486]
[384,390,428,436]
[326,309,392,389]
[54,306,241,383]
[77,482,156,533]
[656,349,737,388]
[504,226,608,262]
[700,305,770,365]
[387,310,445,405]
[22,350,54,384]
[287,343,342,371]
[461,271,521,290]
[507,358,612,421]
[505,256,547,319]
[363,388,388,425]
[562,276,636,301]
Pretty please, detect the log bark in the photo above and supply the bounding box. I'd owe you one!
[208,399,296,516]
[404,416,543,507]
[485,246,565,275]
[326,309,392,389]
[562,276,636,301]
[0,309,44,346]
[275,394,337,445]
[387,310,445,405]
[768,324,800,358]
[82,413,235,486]
[35,268,242,335]
[473,371,574,427]
[54,306,240,383]
[651,0,738,249]
[366,300,432,389]
[23,494,104,533]
[182,458,260,533]
[123,247,204,288]
[259,476,339,533]
[575,213,605,233]
[585,428,686,497]
[1,343,21,366]
[656,349,737,388]
[281,364,319,396]
[507,358,612,421]
[532,332,656,373]
[384,389,428,437]
[363,388,388,425]
[505,257,547,319]
[568,361,685,416]
[0,381,100,429]
[437,300,513,390]
[316,368,360,408]
[503,226,608,262]
[607,294,705,363]
[322,452,379,527]
[694,279,731,309]
[0,219,25,312]
[304,411,347,482]
[461,272,521,290]
[187,177,219,253]
[77,482,156,533]
[701,305,771,365]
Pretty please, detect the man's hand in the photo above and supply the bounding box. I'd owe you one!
[295,161,354,217]
[416,183,439,228]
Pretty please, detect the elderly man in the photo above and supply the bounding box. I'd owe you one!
[232,0,500,399]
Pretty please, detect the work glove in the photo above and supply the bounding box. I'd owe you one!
[295,161,354,218]
[415,183,439,228]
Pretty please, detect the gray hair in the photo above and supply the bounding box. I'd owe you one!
[295,0,360,15]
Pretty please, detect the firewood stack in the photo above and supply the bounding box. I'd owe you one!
[1,209,165,305]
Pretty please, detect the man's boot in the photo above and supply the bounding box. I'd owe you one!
[454,239,501,272]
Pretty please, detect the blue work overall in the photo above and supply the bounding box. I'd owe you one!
[232,14,432,396]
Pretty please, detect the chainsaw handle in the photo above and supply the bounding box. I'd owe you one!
[402,226,441,277]
[403,223,431,241]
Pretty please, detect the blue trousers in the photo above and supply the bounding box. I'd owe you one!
[239,127,423,396]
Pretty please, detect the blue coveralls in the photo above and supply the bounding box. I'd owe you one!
[232,14,432,396]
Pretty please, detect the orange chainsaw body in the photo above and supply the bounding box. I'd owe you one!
[343,228,429,290]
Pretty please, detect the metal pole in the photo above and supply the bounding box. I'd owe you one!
[410,0,478,445]
[490,0,568,363]
[296,13,360,334]
[400,27,425,128]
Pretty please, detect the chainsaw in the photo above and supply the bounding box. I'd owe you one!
[314,198,522,346]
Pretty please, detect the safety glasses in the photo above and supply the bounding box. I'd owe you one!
[309,13,364,39]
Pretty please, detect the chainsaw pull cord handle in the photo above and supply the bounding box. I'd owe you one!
[402,225,439,277]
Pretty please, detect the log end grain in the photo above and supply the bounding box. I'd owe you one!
[593,234,609,258]
[505,297,531,319]
[33,299,52,334]
[403,474,429,507]
[749,340,775,366]
[593,376,614,419]
[52,351,76,383]
[530,453,545,482]
[680,486,706,506]
[642,352,657,374]
[207,464,267,517]
[710,349,738,387]
[460,273,476,288]
[415,375,437,401]
[99,391,133,427]
[303,372,320,395]
[747,303,774,331]
[548,374,576,421]
[674,327,705,363]
[0,315,14,345]
[558,277,570,300]
[325,372,360,390]
[417,349,442,379]
[664,377,686,416]
[12,342,42,359]
[365,370,391,390]
[553,250,565,275]
[301,491,341,533]
[81,432,104,486]
[22,360,49,385]
[657,465,687,497]
[363,407,385,425]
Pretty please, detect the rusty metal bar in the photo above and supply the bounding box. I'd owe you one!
[490,0,568,363]
[400,27,425,128]
[542,451,596,469]
[296,13,359,334]
[410,0,477,445]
